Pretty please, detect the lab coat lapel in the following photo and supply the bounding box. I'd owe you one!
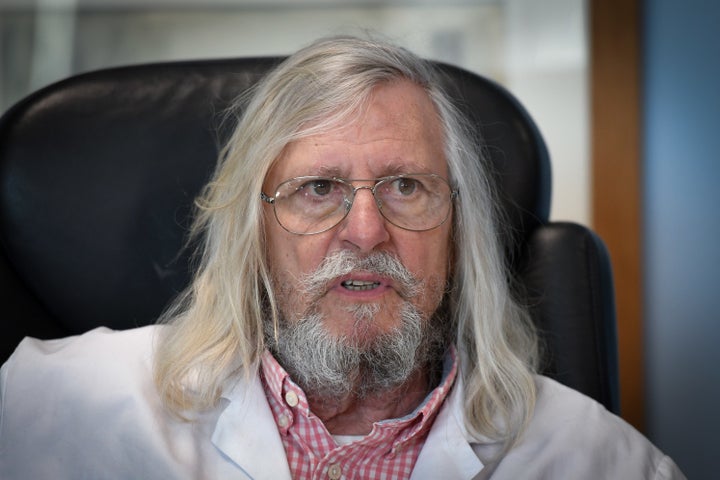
[411,377,485,479]
[209,367,485,479]
[211,374,292,480]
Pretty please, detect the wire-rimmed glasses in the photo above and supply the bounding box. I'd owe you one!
[261,173,458,235]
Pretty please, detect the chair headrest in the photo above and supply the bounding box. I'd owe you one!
[0,58,550,332]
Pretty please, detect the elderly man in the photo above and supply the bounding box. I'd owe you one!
[0,36,683,479]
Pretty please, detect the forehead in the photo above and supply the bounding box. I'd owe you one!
[266,80,447,184]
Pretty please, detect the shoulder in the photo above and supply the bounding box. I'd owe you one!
[0,326,173,477]
[487,376,686,479]
[1,325,164,417]
[531,374,620,429]
[530,375,645,446]
[6,324,161,366]
[4,326,158,400]
[1,324,169,416]
[2,325,162,393]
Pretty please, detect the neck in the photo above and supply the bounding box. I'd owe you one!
[307,367,431,435]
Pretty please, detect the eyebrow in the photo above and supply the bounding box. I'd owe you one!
[313,165,347,178]
[309,160,434,179]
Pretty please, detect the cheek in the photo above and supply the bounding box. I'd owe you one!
[266,240,311,322]
[400,230,452,311]
[412,227,452,274]
[421,261,450,314]
[265,226,331,301]
[265,210,310,274]
[277,239,329,275]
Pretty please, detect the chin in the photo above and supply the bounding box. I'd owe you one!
[321,308,405,348]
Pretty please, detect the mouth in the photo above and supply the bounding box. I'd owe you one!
[341,279,382,291]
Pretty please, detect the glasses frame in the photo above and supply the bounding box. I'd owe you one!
[261,173,459,235]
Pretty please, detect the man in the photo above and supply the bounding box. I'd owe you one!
[0,36,684,479]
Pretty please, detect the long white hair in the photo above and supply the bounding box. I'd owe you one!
[154,34,539,448]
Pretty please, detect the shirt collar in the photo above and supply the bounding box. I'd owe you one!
[260,345,458,440]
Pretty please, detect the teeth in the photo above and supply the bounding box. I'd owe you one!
[342,280,381,291]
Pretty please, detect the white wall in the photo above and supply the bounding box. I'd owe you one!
[503,0,589,223]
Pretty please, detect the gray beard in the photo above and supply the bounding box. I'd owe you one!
[265,251,451,401]
[266,301,446,401]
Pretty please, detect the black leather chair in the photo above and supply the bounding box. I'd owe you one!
[0,58,620,414]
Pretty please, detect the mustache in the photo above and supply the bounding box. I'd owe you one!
[300,250,422,301]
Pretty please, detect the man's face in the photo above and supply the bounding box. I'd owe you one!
[263,80,452,347]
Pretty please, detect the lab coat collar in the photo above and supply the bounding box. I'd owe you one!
[411,374,487,479]
[211,373,292,480]
[210,367,489,480]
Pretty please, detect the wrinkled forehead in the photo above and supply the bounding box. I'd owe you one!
[263,80,448,187]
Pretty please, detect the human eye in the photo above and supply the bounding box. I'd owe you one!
[301,178,334,197]
[290,178,346,207]
[394,177,418,196]
[383,176,425,199]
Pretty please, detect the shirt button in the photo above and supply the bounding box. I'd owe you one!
[277,414,290,428]
[327,463,342,480]
[285,390,299,407]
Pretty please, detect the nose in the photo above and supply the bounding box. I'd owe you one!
[337,187,390,252]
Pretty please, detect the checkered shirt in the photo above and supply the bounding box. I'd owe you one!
[260,348,458,480]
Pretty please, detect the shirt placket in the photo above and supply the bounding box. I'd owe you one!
[320,421,409,480]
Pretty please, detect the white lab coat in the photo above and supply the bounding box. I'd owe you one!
[0,326,684,479]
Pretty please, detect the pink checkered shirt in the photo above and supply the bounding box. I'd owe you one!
[260,348,458,480]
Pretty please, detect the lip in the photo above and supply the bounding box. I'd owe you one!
[329,272,395,299]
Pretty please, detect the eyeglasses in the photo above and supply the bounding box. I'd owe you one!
[261,173,458,235]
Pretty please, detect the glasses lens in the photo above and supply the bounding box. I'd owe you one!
[270,174,455,234]
[375,174,453,231]
[273,177,350,234]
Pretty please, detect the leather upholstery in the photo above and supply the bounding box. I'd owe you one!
[0,58,619,413]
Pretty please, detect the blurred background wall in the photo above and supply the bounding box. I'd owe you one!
[1,0,717,477]
[0,0,590,224]
[643,0,720,477]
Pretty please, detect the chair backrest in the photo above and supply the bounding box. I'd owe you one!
[0,58,619,413]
